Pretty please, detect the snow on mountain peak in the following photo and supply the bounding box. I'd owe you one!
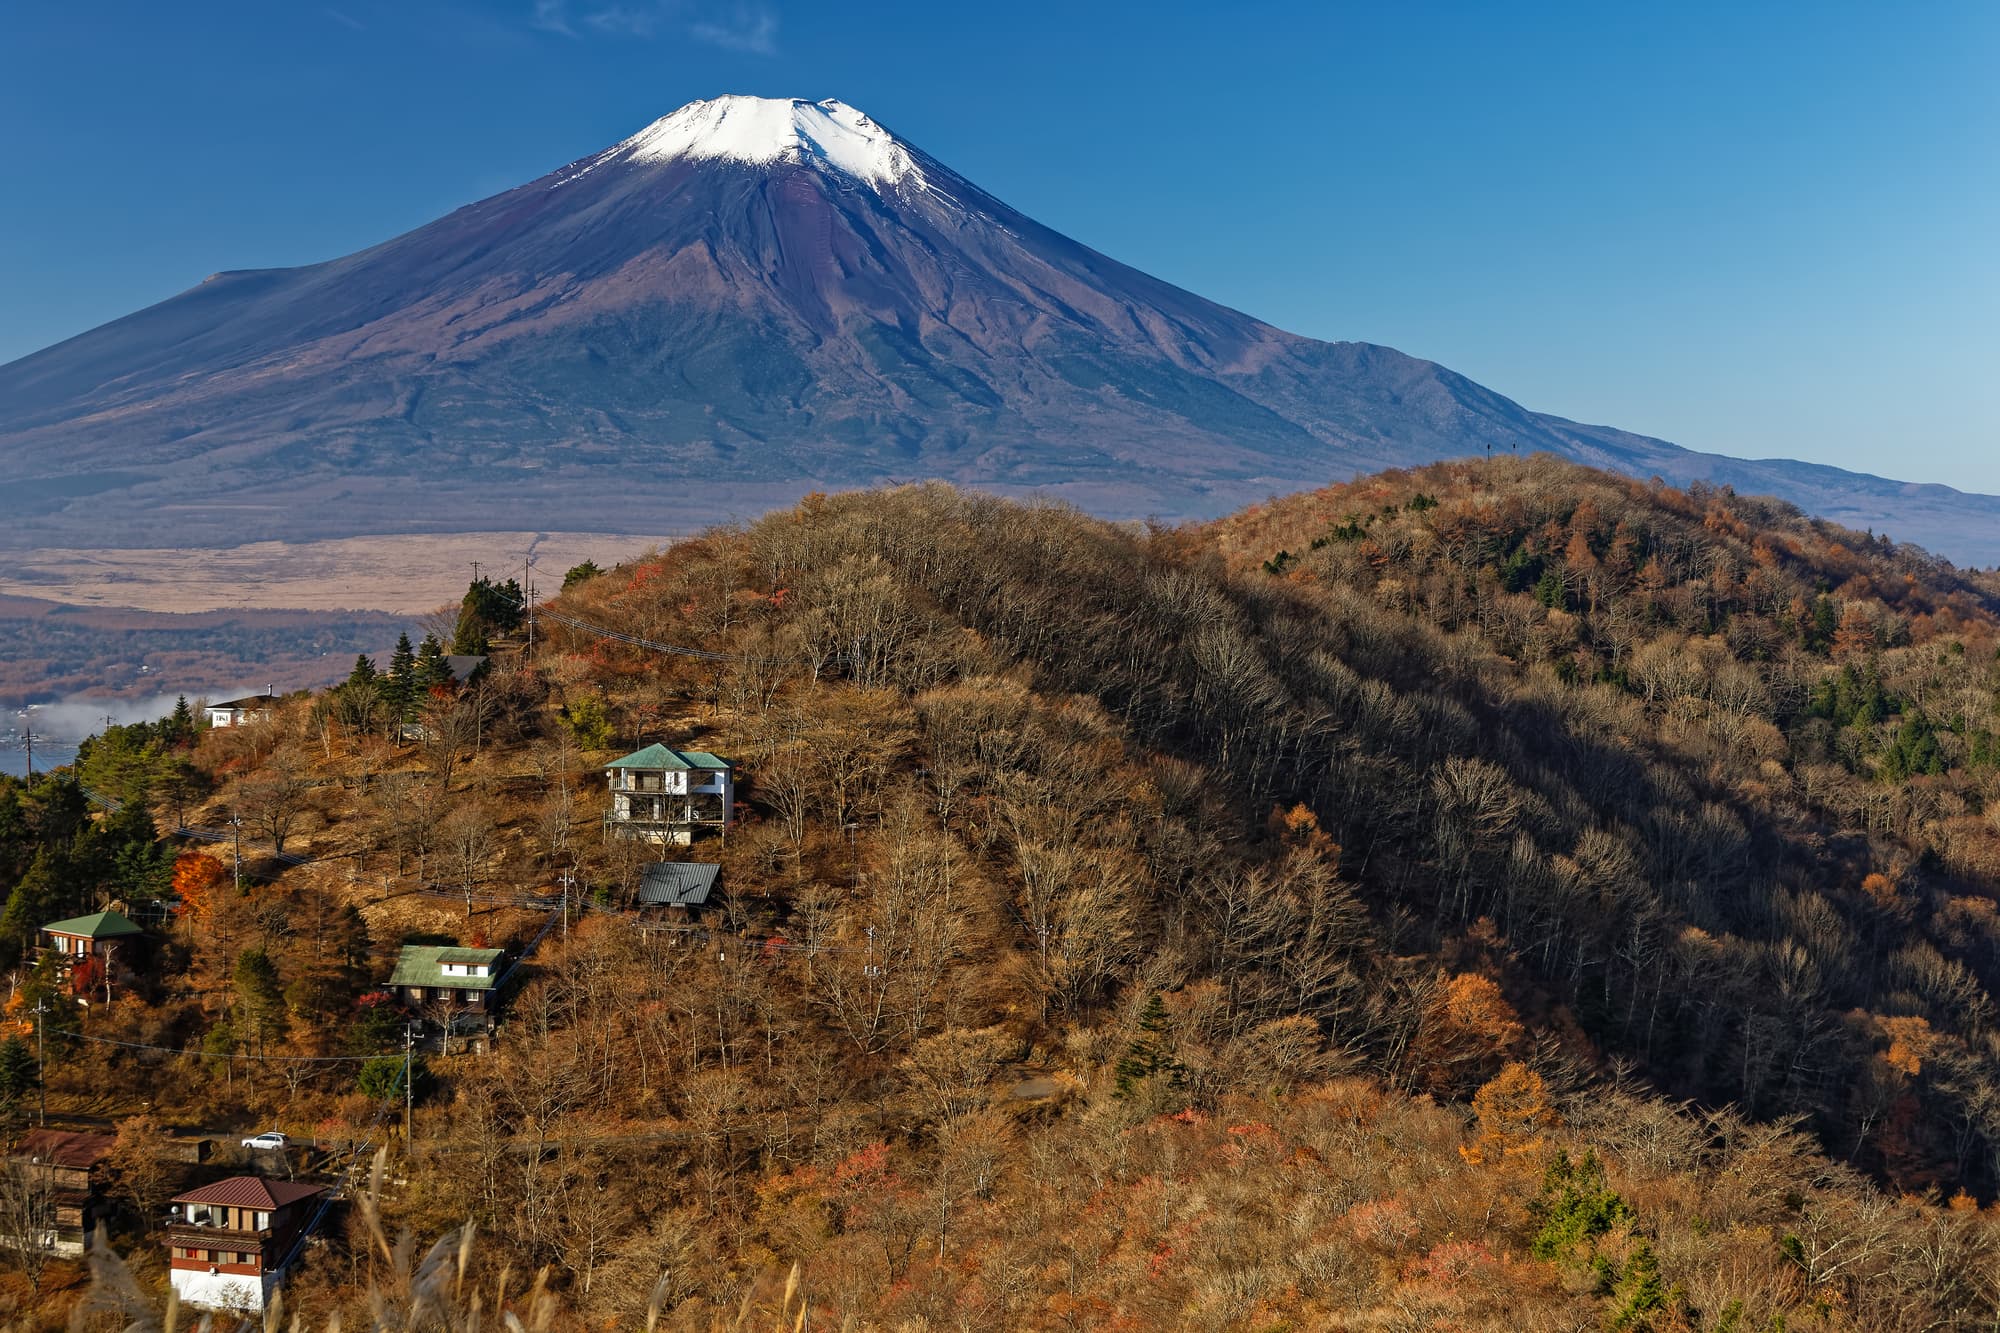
[615,96,925,189]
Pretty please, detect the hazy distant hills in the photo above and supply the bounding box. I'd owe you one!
[2,95,1995,564]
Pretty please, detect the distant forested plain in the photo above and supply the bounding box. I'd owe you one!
[0,594,408,705]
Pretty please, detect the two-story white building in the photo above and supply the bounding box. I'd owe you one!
[602,743,734,844]
[205,689,277,729]
[166,1176,325,1311]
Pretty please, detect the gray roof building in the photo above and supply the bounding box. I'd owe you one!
[637,862,721,908]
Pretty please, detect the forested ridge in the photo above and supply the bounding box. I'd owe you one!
[10,456,2000,1330]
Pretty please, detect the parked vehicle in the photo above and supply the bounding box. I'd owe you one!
[241,1131,290,1151]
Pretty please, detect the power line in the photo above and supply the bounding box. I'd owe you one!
[53,1028,394,1064]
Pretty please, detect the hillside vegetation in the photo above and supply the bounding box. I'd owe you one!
[11,456,2000,1330]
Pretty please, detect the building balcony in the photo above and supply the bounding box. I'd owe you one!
[167,1221,270,1251]
[604,812,726,829]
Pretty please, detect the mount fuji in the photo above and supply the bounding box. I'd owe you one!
[3,95,1997,563]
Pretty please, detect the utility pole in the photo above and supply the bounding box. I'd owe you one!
[558,870,574,939]
[230,814,244,893]
[22,721,30,780]
[403,1023,415,1143]
[524,557,537,659]
[32,1001,47,1126]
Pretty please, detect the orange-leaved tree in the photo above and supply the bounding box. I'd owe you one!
[1460,1062,1557,1165]
[1412,971,1525,1098]
[171,852,227,934]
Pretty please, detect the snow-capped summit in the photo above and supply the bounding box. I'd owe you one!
[611,96,926,190]
[6,91,1998,563]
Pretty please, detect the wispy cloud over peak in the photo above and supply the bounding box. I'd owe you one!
[691,4,777,55]
[530,1,778,54]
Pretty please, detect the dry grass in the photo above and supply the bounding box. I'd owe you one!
[0,533,670,615]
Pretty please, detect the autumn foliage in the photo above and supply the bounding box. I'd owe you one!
[17,462,2000,1328]
[169,850,226,929]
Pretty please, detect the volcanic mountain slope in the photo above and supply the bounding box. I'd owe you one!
[3,95,1998,562]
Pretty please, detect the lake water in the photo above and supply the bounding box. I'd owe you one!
[3,692,189,779]
[0,742,79,779]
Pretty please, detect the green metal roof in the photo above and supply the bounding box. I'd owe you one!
[388,945,504,991]
[603,743,731,771]
[42,910,143,940]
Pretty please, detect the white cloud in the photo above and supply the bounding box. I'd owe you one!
[530,0,777,54]
[585,4,666,37]
[691,4,777,55]
[531,0,576,36]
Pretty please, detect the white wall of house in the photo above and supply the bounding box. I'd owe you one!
[171,1269,272,1312]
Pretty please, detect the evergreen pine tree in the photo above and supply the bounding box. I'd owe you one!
[0,1035,38,1107]
[0,847,65,963]
[451,576,524,655]
[414,634,453,695]
[346,654,378,688]
[1609,1241,1668,1328]
[0,786,28,889]
[383,634,417,725]
[166,695,196,746]
[1113,993,1182,1099]
[233,947,287,1054]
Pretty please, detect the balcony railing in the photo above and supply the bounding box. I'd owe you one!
[167,1221,270,1249]
[604,812,725,829]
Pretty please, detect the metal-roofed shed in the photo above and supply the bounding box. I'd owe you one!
[637,862,721,908]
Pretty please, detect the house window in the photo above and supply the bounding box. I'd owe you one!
[254,1212,269,1231]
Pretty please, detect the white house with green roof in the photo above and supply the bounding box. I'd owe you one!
[388,945,505,1044]
[603,743,733,845]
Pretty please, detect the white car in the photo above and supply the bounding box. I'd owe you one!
[241,1132,290,1151]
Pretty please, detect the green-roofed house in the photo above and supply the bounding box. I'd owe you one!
[603,743,734,845]
[41,909,144,968]
[388,945,506,1049]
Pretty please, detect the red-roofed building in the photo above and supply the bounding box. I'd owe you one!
[9,1129,116,1254]
[166,1176,326,1311]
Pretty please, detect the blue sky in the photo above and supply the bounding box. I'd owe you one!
[3,1,1995,490]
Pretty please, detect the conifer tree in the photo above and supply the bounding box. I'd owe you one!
[415,634,453,695]
[0,1036,38,1108]
[0,786,28,889]
[1113,993,1182,1100]
[165,695,196,746]
[383,634,417,726]
[0,845,82,959]
[233,947,287,1054]
[452,576,524,654]
[347,654,378,688]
